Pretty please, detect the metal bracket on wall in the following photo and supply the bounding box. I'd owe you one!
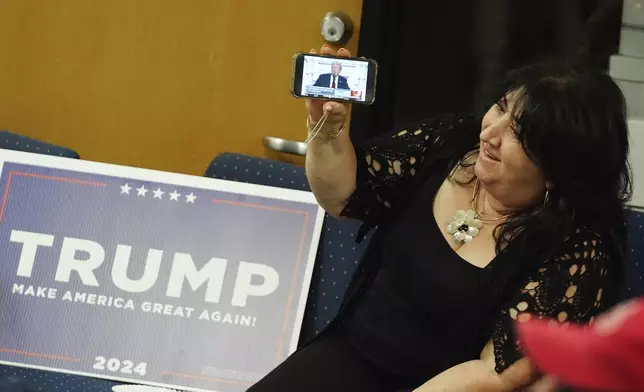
[263,136,307,156]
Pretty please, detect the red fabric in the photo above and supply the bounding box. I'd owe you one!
[517,298,644,391]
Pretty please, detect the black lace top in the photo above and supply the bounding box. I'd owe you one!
[338,113,617,379]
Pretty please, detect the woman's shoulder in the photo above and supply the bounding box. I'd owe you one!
[565,225,605,243]
[382,112,480,174]
[372,112,478,146]
[408,112,478,139]
[547,225,610,266]
[343,112,479,233]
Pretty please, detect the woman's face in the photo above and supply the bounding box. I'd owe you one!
[474,91,547,210]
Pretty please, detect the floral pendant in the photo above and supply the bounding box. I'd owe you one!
[446,209,483,243]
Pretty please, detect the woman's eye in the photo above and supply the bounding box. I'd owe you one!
[510,125,520,139]
[495,102,506,113]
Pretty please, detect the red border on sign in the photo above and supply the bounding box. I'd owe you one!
[0,171,106,363]
[0,171,313,387]
[0,348,80,363]
[211,199,310,364]
[156,198,312,387]
[0,171,107,224]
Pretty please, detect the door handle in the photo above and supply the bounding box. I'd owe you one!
[263,136,307,156]
[321,11,354,45]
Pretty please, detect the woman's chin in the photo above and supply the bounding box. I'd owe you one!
[474,159,497,184]
[474,159,487,180]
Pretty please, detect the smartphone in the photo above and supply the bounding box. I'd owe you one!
[291,52,378,105]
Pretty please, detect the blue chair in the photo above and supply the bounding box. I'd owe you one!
[0,131,80,158]
[0,368,115,392]
[625,208,644,298]
[0,132,117,391]
[206,153,371,342]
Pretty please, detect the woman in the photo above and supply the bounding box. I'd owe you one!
[248,46,632,391]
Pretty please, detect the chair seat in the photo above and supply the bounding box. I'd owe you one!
[0,365,118,392]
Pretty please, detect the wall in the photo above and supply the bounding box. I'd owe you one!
[630,119,644,208]
[610,0,644,208]
[611,0,644,118]
[0,1,363,174]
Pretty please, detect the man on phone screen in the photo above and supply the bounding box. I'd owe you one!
[313,61,350,90]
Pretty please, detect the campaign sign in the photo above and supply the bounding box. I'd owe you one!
[0,149,324,392]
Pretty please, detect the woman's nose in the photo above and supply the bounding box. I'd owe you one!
[480,123,503,147]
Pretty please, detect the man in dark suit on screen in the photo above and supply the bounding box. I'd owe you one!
[313,61,350,90]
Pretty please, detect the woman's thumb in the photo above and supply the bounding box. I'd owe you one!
[323,102,343,115]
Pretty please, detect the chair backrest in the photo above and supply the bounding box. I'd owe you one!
[0,131,80,158]
[206,153,370,342]
[626,208,644,298]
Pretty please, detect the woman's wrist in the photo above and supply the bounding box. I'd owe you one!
[306,115,345,141]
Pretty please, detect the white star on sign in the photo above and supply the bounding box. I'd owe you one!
[120,183,132,195]
[185,193,197,204]
[136,185,148,197]
[152,188,165,199]
[169,190,181,201]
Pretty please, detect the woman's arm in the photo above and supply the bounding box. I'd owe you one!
[491,230,615,373]
[412,359,503,392]
[413,360,500,392]
[309,112,478,221]
[303,48,357,217]
[307,114,476,223]
[305,47,478,223]
[305,107,358,217]
[413,343,535,392]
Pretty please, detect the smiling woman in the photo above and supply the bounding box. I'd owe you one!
[247,47,632,392]
[475,91,548,209]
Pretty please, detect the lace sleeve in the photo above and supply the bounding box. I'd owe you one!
[492,230,616,373]
[340,113,476,224]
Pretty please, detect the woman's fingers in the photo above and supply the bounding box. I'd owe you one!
[498,357,539,391]
[337,48,351,57]
[524,376,558,392]
[307,101,346,124]
[322,102,348,124]
[319,45,352,58]
[322,101,344,114]
[320,45,334,55]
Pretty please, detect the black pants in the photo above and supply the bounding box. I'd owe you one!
[247,331,416,392]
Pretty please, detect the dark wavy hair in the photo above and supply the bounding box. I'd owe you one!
[465,60,631,284]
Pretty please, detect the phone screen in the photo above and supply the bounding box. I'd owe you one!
[292,54,377,104]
